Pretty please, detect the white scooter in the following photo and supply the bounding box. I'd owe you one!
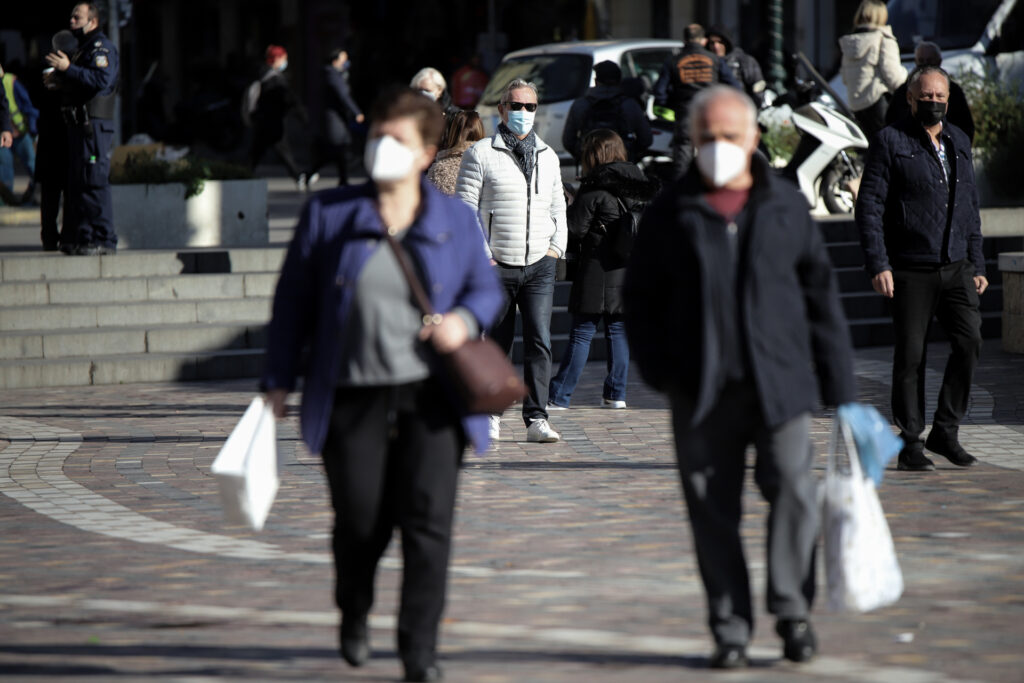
[761,53,870,214]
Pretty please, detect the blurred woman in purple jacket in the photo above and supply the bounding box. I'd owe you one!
[262,87,502,682]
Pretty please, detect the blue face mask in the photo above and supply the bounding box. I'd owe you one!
[506,109,535,136]
[277,59,288,72]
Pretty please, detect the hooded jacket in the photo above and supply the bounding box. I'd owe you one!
[839,25,907,112]
[568,161,660,315]
[455,131,567,266]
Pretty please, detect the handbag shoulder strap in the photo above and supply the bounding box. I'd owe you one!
[381,228,442,325]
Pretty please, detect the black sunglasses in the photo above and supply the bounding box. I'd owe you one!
[504,101,538,112]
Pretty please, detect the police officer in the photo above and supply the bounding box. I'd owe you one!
[44,3,118,255]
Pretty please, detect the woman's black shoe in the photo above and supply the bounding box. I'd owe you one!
[776,619,816,662]
[709,644,748,669]
[339,617,369,667]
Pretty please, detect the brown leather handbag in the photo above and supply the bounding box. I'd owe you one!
[382,229,526,414]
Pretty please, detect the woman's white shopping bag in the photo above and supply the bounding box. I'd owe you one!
[823,416,904,612]
[211,396,278,531]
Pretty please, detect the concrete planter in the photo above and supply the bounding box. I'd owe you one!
[112,179,268,249]
[1000,252,1024,354]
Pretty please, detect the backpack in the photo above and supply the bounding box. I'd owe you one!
[609,195,644,260]
[241,70,275,127]
[580,95,633,150]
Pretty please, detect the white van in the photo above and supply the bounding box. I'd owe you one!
[829,0,1023,105]
[476,39,682,176]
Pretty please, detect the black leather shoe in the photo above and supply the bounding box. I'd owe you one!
[924,432,978,467]
[339,617,369,667]
[776,619,817,663]
[897,444,935,471]
[403,662,443,681]
[709,644,748,669]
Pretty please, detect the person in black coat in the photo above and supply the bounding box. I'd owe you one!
[562,61,653,163]
[249,45,306,186]
[706,25,767,106]
[306,47,364,187]
[624,86,856,670]
[884,42,974,142]
[548,129,659,409]
[856,66,985,472]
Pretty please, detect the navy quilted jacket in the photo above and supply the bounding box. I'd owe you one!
[855,116,984,276]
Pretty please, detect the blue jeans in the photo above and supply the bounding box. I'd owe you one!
[0,134,36,192]
[490,256,557,424]
[548,313,629,407]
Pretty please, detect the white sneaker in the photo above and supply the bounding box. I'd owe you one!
[546,402,568,411]
[307,172,320,188]
[527,418,560,443]
[602,399,627,409]
[296,173,308,191]
[488,415,501,442]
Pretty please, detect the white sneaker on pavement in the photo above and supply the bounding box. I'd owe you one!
[488,415,501,442]
[308,172,320,188]
[546,403,568,411]
[527,418,560,443]
[602,399,627,409]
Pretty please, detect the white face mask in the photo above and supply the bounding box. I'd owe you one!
[695,140,749,187]
[364,134,417,183]
[419,89,438,101]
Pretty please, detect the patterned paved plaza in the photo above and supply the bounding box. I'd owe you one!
[1,345,1023,682]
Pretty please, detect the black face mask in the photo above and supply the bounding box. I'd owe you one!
[71,26,86,40]
[914,100,947,127]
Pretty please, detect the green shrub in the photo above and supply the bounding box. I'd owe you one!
[761,121,801,165]
[111,153,253,199]
[957,67,1024,200]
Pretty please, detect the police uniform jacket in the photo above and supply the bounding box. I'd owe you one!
[61,29,118,115]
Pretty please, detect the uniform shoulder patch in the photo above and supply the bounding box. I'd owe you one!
[95,55,108,68]
[95,41,102,47]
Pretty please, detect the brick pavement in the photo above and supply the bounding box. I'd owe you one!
[1,344,1023,682]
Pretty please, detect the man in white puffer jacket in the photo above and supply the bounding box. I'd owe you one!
[456,78,567,444]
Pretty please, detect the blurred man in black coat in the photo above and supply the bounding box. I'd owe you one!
[625,86,856,670]
[305,47,364,187]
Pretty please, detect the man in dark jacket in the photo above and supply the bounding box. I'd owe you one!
[305,47,364,187]
[884,42,974,142]
[562,61,652,163]
[856,66,986,472]
[705,25,766,106]
[624,86,856,670]
[249,45,306,188]
[654,24,739,179]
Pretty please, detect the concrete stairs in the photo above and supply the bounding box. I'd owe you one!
[820,218,1021,347]
[0,249,283,389]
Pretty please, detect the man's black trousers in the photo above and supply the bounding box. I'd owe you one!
[890,259,982,445]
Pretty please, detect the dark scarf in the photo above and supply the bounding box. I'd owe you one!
[498,122,537,181]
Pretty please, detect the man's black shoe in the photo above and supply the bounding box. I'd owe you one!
[776,619,816,663]
[403,663,443,681]
[59,243,77,255]
[924,432,977,467]
[897,444,935,471]
[709,644,748,669]
[339,617,369,667]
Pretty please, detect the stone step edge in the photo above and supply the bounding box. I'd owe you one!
[0,319,270,338]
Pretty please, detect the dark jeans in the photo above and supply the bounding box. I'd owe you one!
[548,313,629,407]
[853,94,890,139]
[490,256,557,424]
[891,260,982,446]
[251,131,302,181]
[320,380,464,658]
[308,140,350,186]
[671,382,817,647]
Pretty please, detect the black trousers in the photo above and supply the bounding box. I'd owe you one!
[307,139,350,185]
[891,260,982,445]
[250,130,302,181]
[320,380,464,658]
[671,382,818,647]
[39,175,67,248]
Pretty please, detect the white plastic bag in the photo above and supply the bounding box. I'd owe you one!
[211,396,278,531]
[823,417,904,612]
